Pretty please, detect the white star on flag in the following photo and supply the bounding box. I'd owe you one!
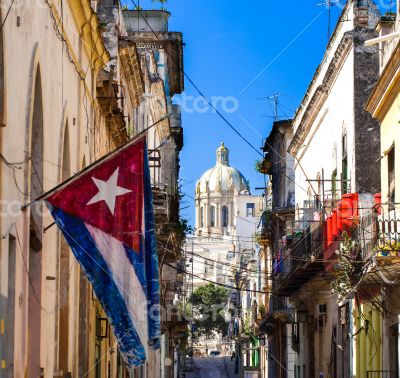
[87,167,132,215]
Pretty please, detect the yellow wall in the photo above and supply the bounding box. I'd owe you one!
[379,95,400,207]
[355,301,382,378]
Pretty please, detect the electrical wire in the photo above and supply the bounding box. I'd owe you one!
[128,0,262,157]
[0,0,15,33]
[164,261,271,295]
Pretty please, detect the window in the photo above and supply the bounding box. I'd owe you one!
[200,206,204,227]
[341,132,348,195]
[332,169,338,199]
[210,206,215,227]
[222,206,229,227]
[388,146,395,209]
[246,203,255,217]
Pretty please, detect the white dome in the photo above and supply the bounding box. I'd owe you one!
[197,143,250,194]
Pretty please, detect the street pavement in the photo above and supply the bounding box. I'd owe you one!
[182,357,239,378]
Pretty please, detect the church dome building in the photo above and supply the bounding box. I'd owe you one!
[195,143,256,237]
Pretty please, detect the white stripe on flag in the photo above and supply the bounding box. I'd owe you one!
[86,223,148,350]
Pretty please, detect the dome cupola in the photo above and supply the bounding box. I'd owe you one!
[216,142,229,166]
[196,142,250,195]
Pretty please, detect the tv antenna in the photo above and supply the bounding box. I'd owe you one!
[258,93,296,122]
[317,0,340,42]
[268,94,280,123]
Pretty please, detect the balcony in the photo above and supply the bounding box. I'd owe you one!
[269,297,295,324]
[324,193,360,271]
[258,210,272,244]
[274,221,325,297]
[358,204,400,287]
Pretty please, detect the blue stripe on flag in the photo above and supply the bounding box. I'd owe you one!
[144,148,161,349]
[47,203,147,367]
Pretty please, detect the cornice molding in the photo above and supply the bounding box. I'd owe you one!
[289,36,353,156]
[366,39,400,121]
[67,0,110,70]
[118,42,145,108]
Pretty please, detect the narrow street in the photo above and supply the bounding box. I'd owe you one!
[5,0,400,377]
[183,357,239,378]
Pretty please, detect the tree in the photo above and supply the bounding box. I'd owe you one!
[189,284,229,338]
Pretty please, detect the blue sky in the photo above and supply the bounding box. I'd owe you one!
[124,0,393,226]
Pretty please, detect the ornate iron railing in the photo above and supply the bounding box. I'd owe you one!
[358,206,400,259]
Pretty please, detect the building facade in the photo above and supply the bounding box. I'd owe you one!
[0,2,185,377]
[366,5,400,376]
[259,119,296,378]
[258,1,385,378]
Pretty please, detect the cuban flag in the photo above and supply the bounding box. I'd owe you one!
[45,137,160,367]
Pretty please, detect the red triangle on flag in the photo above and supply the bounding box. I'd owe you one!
[47,138,146,252]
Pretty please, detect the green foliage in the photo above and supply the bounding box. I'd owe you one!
[189,284,229,338]
[152,0,167,10]
[254,159,263,173]
[331,233,363,304]
[243,314,254,335]
[172,218,193,246]
[98,21,108,31]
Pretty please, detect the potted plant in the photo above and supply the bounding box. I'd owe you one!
[378,240,400,257]
[255,158,272,175]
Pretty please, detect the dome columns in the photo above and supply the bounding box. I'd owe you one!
[194,142,250,234]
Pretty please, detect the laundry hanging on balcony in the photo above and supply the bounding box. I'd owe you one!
[45,137,160,368]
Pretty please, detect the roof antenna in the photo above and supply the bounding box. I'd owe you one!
[317,0,340,42]
[268,94,280,123]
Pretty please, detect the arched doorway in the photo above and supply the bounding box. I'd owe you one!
[58,122,70,374]
[28,67,44,378]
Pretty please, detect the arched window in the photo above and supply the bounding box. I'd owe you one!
[222,206,229,227]
[210,206,215,227]
[342,131,348,194]
[200,206,204,227]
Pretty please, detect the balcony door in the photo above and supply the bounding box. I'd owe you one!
[389,323,400,378]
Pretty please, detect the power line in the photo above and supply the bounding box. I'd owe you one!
[164,261,270,295]
[128,0,262,157]
[189,252,262,276]
[0,0,15,33]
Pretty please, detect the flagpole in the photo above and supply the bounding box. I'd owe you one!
[21,113,172,211]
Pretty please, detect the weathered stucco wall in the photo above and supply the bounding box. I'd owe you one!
[0,1,105,376]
